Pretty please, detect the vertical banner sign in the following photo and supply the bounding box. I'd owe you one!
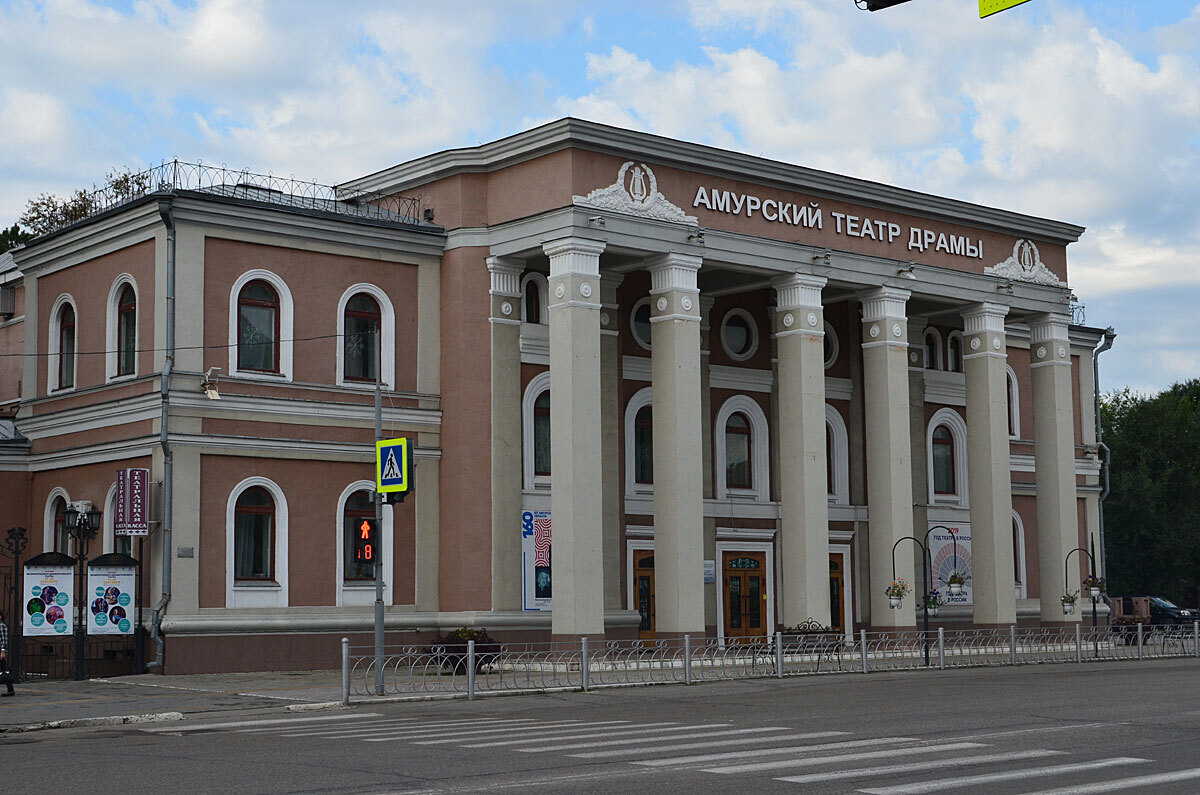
[520,510,552,611]
[88,565,135,635]
[115,467,150,535]
[23,564,74,636]
[928,522,973,606]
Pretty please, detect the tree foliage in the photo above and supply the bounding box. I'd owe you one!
[17,168,151,237]
[0,223,31,253]
[1102,379,1200,605]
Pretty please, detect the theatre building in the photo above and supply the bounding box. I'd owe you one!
[0,119,1111,673]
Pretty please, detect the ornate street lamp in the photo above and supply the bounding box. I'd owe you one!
[63,504,102,681]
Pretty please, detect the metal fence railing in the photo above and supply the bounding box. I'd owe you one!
[340,622,1200,704]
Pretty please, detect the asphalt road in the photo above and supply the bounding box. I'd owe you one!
[6,659,1200,794]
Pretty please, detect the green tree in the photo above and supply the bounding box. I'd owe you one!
[0,223,31,253]
[17,168,151,237]
[1102,379,1200,605]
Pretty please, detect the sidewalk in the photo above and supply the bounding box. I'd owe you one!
[0,669,347,732]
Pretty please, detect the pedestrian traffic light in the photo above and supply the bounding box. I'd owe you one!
[354,518,377,564]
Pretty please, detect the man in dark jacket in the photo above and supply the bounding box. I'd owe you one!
[0,608,15,696]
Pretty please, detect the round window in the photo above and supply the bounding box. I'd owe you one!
[720,309,758,361]
[630,298,652,350]
[823,321,839,369]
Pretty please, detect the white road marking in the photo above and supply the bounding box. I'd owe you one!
[140,713,383,732]
[774,749,1064,785]
[523,725,783,753]
[245,715,517,736]
[241,717,421,735]
[416,720,635,745]
[289,718,583,740]
[632,736,911,767]
[1019,767,1200,795]
[362,718,552,741]
[400,719,591,743]
[704,741,988,774]
[571,730,849,760]
[857,757,1150,794]
[946,721,1114,743]
[463,722,685,748]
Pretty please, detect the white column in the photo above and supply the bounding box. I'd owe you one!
[599,273,624,612]
[963,302,1016,625]
[861,287,916,627]
[1030,313,1081,623]
[648,253,705,635]
[774,273,830,627]
[544,237,606,638]
[487,256,524,612]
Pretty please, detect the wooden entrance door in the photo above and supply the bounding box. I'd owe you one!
[633,549,655,639]
[723,551,767,641]
[829,552,846,634]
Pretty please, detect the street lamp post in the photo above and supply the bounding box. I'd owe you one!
[891,525,957,667]
[1065,536,1101,657]
[4,527,29,679]
[63,504,102,681]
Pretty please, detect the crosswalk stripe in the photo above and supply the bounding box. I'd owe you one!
[633,734,902,768]
[464,723,685,748]
[403,719,593,743]
[242,715,513,735]
[417,720,635,745]
[362,718,556,741]
[523,726,787,753]
[268,716,532,738]
[1018,767,1200,795]
[140,713,383,733]
[774,750,1065,785]
[242,718,421,735]
[857,757,1150,794]
[572,731,849,760]
[703,741,988,774]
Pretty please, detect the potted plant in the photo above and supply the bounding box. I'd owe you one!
[885,578,911,609]
[946,571,968,597]
[430,627,502,674]
[1061,591,1078,615]
[924,589,943,617]
[1082,575,1105,601]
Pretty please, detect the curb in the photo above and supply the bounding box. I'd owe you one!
[1,711,185,734]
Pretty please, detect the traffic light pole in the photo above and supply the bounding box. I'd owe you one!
[373,327,385,696]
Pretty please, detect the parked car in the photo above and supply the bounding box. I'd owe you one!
[1112,595,1200,626]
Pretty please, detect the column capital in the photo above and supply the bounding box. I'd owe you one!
[599,272,625,306]
[962,302,1009,334]
[773,272,827,311]
[646,252,702,294]
[486,256,523,297]
[1029,312,1072,343]
[860,286,911,322]
[543,237,605,278]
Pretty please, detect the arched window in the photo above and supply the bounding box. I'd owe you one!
[725,412,753,489]
[237,280,279,373]
[932,425,955,495]
[825,403,850,505]
[53,496,69,554]
[923,328,942,370]
[116,284,136,377]
[533,390,551,477]
[947,332,964,373]
[1012,510,1027,598]
[521,273,548,325]
[58,303,76,389]
[234,487,274,581]
[634,405,653,484]
[342,490,376,581]
[926,407,969,505]
[826,424,834,495]
[343,293,381,382]
[1006,365,1020,439]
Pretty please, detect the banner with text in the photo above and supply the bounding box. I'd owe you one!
[87,565,135,635]
[115,467,150,535]
[23,565,74,636]
[928,522,973,606]
[520,510,552,611]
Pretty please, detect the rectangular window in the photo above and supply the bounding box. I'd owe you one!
[234,512,272,579]
[932,443,954,494]
[238,305,277,372]
[344,315,379,381]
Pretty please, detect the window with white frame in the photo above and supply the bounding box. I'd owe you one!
[1012,510,1027,598]
[521,272,548,325]
[335,481,393,606]
[923,328,943,371]
[624,387,654,494]
[49,294,78,392]
[947,331,964,373]
[823,321,839,370]
[44,488,71,554]
[106,276,138,381]
[336,284,396,389]
[522,371,552,490]
[714,395,770,501]
[1006,364,1020,439]
[629,297,652,351]
[720,307,759,361]
[926,407,968,505]
[228,270,294,380]
[225,477,289,607]
[825,403,849,504]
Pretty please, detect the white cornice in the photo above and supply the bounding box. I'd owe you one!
[170,391,441,428]
[924,370,967,406]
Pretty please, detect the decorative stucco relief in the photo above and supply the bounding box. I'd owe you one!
[985,239,1066,288]
[573,161,698,225]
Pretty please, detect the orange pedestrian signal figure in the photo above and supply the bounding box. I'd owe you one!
[356,518,377,563]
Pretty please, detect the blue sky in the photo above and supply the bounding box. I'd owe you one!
[1,0,1197,395]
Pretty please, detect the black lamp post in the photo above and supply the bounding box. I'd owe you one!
[4,527,29,679]
[63,504,101,681]
[1065,535,1100,657]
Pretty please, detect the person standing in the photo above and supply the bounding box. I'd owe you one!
[0,608,15,696]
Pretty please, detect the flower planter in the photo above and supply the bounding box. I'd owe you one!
[948,583,963,597]
[888,596,902,609]
[926,606,939,617]
[1062,602,1075,615]
[1088,587,1101,601]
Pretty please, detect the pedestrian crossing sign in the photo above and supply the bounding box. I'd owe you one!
[376,437,413,497]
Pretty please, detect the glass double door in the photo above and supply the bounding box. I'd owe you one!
[723,552,767,641]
